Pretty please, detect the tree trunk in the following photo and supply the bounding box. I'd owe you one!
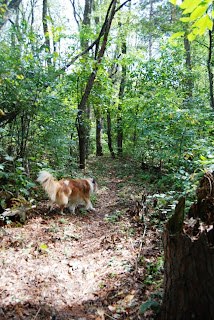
[117,41,126,155]
[76,110,87,169]
[107,109,115,158]
[85,104,91,159]
[76,0,117,169]
[184,33,193,99]
[96,114,103,156]
[42,0,51,66]
[158,173,214,320]
[148,0,153,59]
[81,0,93,159]
[159,229,214,320]
[76,71,97,168]
[207,29,214,110]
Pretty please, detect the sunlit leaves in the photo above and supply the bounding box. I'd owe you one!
[169,0,177,4]
[169,31,185,41]
[181,0,202,14]
[170,0,214,41]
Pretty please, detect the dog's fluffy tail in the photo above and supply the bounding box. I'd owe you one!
[37,171,59,203]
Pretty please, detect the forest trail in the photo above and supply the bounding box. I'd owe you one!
[0,159,162,320]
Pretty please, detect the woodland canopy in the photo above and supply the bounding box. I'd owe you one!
[0,0,213,188]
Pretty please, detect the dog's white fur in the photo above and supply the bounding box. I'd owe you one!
[37,171,96,214]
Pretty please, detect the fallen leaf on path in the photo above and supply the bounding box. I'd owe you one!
[124,294,135,303]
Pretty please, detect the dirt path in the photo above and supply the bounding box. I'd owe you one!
[0,163,162,319]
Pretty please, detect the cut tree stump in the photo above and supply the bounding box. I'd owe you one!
[158,172,214,320]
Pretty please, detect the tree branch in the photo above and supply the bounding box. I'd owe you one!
[63,0,128,70]
[0,0,22,29]
[69,0,81,28]
[115,0,131,13]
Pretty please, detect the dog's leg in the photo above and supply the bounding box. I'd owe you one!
[68,203,76,214]
[48,200,54,211]
[59,204,66,215]
[84,199,95,211]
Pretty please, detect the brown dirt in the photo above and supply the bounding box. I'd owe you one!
[0,163,163,320]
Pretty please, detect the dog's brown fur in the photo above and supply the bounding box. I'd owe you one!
[37,171,96,214]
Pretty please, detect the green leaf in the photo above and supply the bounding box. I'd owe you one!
[189,4,209,21]
[139,300,159,313]
[5,155,13,161]
[40,244,48,250]
[169,0,177,4]
[182,0,202,14]
[192,14,213,34]
[187,32,196,41]
[16,74,24,80]
[206,15,213,31]
[169,31,185,40]
[180,17,190,22]
[180,0,201,10]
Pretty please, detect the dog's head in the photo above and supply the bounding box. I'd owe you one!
[87,178,97,193]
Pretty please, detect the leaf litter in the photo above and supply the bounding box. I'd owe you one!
[0,159,163,319]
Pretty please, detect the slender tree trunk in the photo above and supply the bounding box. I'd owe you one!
[148,0,153,59]
[76,0,92,165]
[18,111,31,167]
[76,71,97,168]
[116,1,130,155]
[184,33,193,98]
[42,0,51,66]
[85,104,91,159]
[95,113,103,156]
[133,106,139,148]
[76,0,117,169]
[117,41,126,155]
[107,109,115,158]
[208,29,214,110]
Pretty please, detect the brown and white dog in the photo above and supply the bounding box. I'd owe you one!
[37,171,96,214]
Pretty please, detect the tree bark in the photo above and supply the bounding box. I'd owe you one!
[207,29,214,110]
[107,109,115,158]
[117,41,126,155]
[184,33,193,98]
[148,0,153,59]
[76,0,117,169]
[159,230,214,320]
[158,173,214,320]
[42,0,51,66]
[95,114,103,156]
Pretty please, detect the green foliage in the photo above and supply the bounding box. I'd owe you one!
[139,299,160,314]
[0,0,212,206]
[104,210,123,223]
[170,0,214,40]
[0,148,36,198]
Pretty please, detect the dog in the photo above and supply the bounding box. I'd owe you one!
[37,171,96,214]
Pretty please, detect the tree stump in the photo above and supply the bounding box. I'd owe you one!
[158,172,214,320]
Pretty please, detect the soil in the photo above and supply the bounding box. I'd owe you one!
[0,159,163,320]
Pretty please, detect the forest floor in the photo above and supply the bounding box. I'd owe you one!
[0,157,164,320]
